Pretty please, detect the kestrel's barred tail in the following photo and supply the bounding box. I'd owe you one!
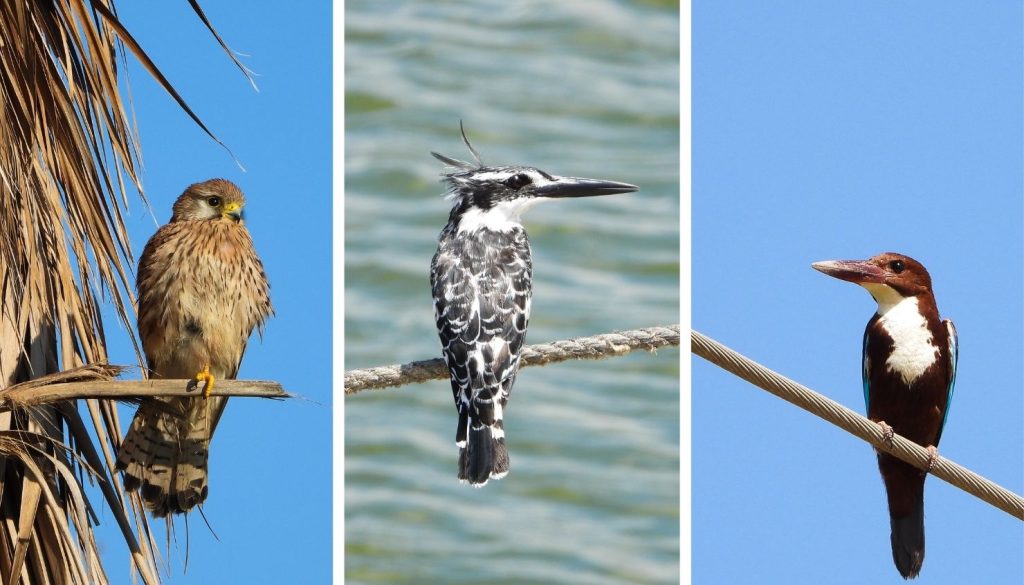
[117,178,272,516]
[116,396,225,516]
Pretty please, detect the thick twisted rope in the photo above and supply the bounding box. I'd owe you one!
[344,324,680,394]
[692,329,1024,521]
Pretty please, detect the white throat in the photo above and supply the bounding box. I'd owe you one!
[457,198,540,233]
[862,283,939,385]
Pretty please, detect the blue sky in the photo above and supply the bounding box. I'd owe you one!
[93,4,332,584]
[694,2,1023,584]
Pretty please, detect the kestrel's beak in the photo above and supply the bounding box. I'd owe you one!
[223,201,244,222]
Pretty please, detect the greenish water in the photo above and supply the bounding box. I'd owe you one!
[345,1,680,583]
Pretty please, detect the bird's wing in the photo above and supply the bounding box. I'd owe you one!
[475,246,531,390]
[861,325,871,413]
[430,231,531,443]
[935,319,958,445]
[431,247,473,416]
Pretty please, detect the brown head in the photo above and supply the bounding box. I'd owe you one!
[170,178,246,223]
[812,252,934,308]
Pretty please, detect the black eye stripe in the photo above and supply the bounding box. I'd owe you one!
[504,173,531,189]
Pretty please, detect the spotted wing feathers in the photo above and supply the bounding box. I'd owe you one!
[431,227,531,486]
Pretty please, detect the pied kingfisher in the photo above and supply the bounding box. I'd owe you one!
[429,124,638,486]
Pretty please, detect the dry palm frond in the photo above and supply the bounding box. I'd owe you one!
[0,1,252,584]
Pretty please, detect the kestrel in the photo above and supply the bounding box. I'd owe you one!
[115,179,272,516]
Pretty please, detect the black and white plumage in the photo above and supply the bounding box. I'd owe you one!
[429,125,637,486]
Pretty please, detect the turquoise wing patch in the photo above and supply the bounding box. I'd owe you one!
[939,319,958,440]
[862,327,871,413]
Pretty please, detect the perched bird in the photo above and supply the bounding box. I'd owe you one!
[116,179,273,516]
[430,125,637,486]
[812,252,957,579]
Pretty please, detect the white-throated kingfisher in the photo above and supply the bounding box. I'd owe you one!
[812,252,957,580]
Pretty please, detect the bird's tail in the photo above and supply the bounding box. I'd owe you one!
[890,500,925,580]
[456,402,509,487]
[115,396,225,516]
[879,454,926,579]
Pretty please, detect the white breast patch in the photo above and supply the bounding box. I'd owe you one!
[874,295,939,386]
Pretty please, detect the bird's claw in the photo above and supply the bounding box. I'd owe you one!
[196,364,215,399]
[925,445,939,473]
[877,421,895,446]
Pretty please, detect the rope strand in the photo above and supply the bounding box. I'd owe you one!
[692,329,1024,521]
[344,324,681,394]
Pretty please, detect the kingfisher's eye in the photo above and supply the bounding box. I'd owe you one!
[504,173,531,189]
[890,260,904,273]
[208,196,222,207]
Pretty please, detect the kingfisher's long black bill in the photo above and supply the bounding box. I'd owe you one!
[534,177,638,199]
[811,259,886,284]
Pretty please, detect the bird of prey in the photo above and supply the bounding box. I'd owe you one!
[430,125,637,486]
[116,178,273,516]
[813,252,957,579]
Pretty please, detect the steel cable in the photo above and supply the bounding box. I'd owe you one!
[692,329,1024,521]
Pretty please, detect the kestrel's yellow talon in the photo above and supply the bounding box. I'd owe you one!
[196,365,215,399]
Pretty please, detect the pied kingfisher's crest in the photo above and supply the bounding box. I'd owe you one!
[431,123,556,213]
[432,122,639,231]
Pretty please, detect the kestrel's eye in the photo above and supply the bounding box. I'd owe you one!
[208,196,221,207]
[504,173,531,190]
[890,260,904,274]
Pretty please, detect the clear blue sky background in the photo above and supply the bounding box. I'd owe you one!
[694,3,1023,584]
[93,3,332,584]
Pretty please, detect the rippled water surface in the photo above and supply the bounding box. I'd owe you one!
[345,1,680,583]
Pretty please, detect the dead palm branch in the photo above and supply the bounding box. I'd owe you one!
[0,2,253,583]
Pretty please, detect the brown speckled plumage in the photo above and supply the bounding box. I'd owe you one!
[115,178,272,516]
